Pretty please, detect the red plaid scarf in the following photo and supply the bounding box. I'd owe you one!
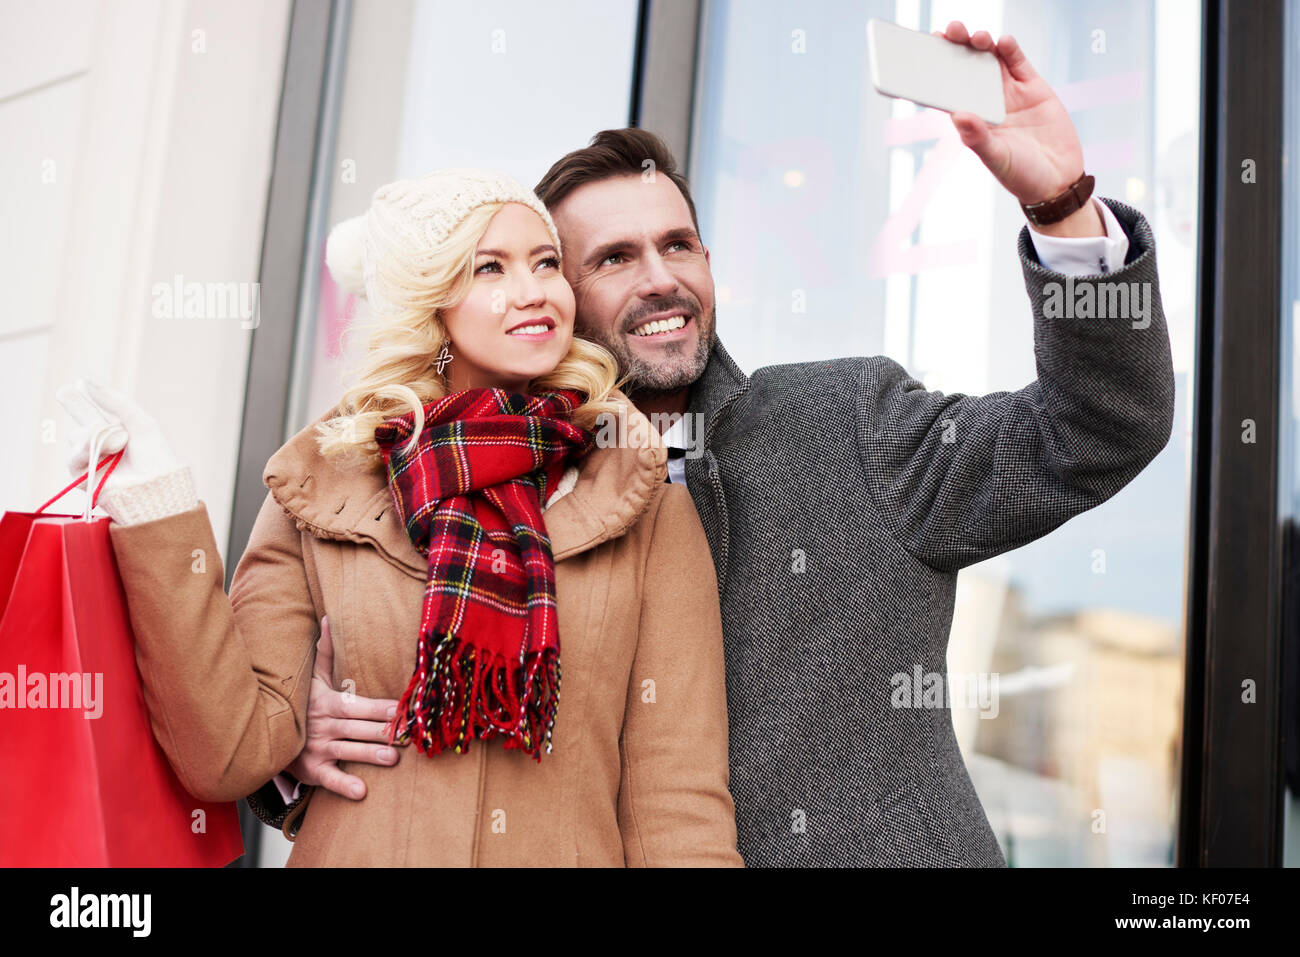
[372,387,594,760]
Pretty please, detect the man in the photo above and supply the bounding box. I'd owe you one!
[249,23,1173,865]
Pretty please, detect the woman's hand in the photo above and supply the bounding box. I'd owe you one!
[287,615,402,800]
[59,378,184,492]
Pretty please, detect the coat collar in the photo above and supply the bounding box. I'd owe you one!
[687,337,750,441]
[263,392,667,580]
[681,338,749,600]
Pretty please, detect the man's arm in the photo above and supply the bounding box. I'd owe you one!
[245,777,312,837]
[852,25,1174,571]
[243,614,399,836]
[1028,196,1129,273]
[858,196,1174,573]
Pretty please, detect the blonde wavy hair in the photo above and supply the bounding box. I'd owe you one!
[315,201,627,466]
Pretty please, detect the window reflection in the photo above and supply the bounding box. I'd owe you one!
[690,0,1200,865]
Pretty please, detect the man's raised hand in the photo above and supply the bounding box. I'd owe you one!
[934,21,1088,210]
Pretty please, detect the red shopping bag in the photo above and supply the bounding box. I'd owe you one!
[0,453,244,866]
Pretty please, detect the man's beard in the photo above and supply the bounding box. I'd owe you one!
[579,303,716,398]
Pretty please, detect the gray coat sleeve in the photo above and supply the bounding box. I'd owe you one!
[244,777,311,836]
[857,197,1176,573]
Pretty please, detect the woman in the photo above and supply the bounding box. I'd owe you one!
[64,168,742,866]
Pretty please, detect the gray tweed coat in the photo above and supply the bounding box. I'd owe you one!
[249,197,1173,866]
[683,197,1174,866]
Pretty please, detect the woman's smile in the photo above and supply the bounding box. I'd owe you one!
[506,315,557,340]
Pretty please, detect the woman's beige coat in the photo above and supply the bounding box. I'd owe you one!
[107,398,742,867]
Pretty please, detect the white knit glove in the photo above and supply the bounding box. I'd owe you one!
[58,379,197,525]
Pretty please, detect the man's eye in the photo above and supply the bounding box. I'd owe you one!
[475,260,502,275]
[601,252,626,266]
[667,241,690,252]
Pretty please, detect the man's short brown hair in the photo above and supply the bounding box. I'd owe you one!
[533,128,702,241]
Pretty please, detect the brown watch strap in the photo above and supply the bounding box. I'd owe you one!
[1020,172,1095,226]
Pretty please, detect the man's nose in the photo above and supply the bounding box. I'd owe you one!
[635,252,679,298]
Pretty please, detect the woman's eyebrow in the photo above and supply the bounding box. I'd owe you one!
[475,243,557,258]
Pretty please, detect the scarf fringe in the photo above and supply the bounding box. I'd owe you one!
[386,633,561,761]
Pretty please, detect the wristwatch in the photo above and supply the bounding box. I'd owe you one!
[1020,172,1095,227]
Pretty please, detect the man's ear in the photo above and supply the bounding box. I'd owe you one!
[704,245,710,265]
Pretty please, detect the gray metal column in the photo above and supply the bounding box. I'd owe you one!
[225,0,349,868]
[631,0,702,169]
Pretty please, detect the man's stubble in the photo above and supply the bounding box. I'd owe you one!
[577,302,717,402]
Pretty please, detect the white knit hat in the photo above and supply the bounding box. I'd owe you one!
[325,167,561,314]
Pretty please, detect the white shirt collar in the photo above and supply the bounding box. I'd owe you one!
[660,415,687,449]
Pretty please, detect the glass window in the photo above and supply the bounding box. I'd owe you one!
[689,0,1201,865]
[293,0,641,435]
[263,0,640,868]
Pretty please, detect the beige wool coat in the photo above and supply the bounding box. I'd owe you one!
[107,396,743,867]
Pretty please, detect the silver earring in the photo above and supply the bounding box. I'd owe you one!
[434,340,453,375]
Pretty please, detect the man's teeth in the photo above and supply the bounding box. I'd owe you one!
[508,324,550,335]
[632,315,687,336]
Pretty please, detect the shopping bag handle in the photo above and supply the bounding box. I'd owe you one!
[36,425,126,521]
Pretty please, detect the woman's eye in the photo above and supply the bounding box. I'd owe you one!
[478,257,560,275]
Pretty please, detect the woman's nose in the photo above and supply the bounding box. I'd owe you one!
[510,270,547,308]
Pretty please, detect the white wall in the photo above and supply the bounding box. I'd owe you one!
[2,0,289,555]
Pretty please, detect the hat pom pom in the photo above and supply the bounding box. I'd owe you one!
[325,214,368,297]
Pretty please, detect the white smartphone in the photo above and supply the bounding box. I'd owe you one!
[867,19,1005,125]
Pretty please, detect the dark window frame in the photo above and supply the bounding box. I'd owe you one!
[1179,0,1288,867]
